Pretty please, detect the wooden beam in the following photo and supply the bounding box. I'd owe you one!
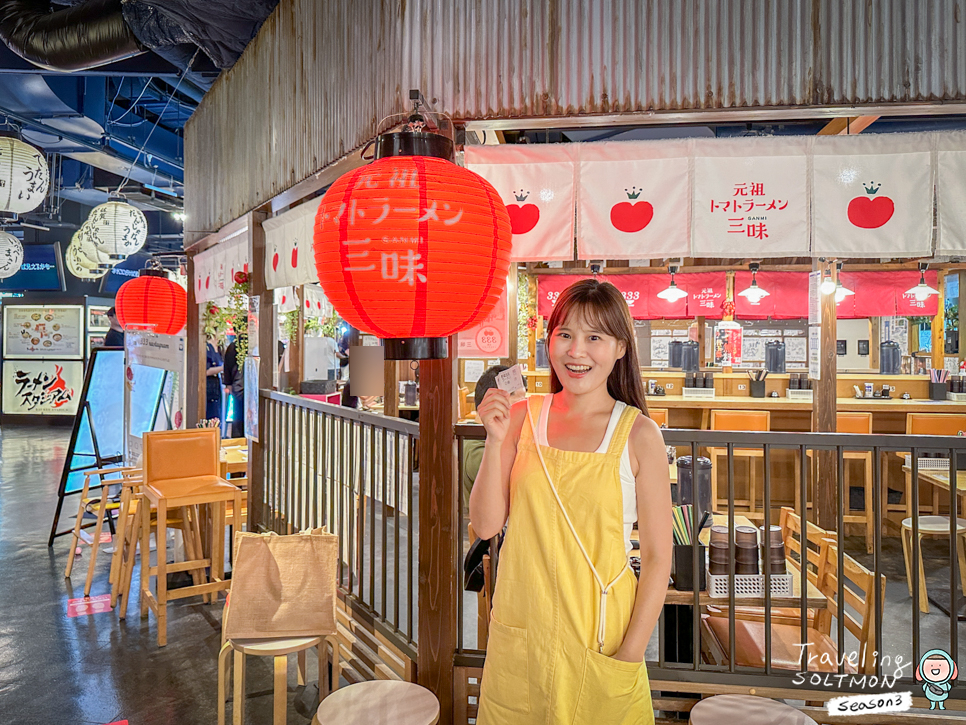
[383,361,399,417]
[932,271,946,371]
[870,317,881,370]
[417,337,459,725]
[696,317,707,367]
[817,116,879,135]
[185,251,205,428]
[249,210,271,531]
[813,260,838,530]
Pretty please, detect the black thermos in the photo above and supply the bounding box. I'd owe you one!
[765,340,786,374]
[879,341,901,375]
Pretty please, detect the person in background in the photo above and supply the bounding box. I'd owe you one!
[103,307,124,347]
[223,335,245,438]
[461,365,509,508]
[205,336,224,424]
[320,334,343,380]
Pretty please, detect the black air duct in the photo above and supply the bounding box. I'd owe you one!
[0,0,143,72]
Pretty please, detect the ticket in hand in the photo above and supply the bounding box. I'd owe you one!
[495,364,526,394]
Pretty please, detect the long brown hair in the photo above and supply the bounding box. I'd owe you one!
[546,279,648,415]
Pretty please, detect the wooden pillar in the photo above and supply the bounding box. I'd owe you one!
[812,261,838,530]
[507,270,519,365]
[870,317,881,370]
[291,284,305,391]
[723,271,735,374]
[248,210,272,531]
[696,317,707,367]
[417,336,458,725]
[384,361,399,417]
[932,271,946,371]
[185,251,205,427]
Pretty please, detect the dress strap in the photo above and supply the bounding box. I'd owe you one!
[605,404,641,457]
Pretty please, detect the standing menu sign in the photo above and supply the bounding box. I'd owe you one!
[3,304,83,359]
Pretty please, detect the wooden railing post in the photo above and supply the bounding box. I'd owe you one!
[248,210,272,531]
[417,336,458,724]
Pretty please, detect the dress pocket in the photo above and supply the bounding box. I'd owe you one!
[571,648,649,725]
[480,618,530,714]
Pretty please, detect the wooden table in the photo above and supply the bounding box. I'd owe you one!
[220,447,248,479]
[902,464,966,518]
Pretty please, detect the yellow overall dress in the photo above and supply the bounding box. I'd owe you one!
[477,395,654,725]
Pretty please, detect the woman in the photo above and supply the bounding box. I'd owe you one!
[471,279,672,724]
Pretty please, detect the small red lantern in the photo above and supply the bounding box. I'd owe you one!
[313,127,511,359]
[116,269,187,335]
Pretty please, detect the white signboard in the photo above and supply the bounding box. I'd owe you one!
[126,331,186,371]
[2,360,83,415]
[458,280,510,358]
[808,271,822,326]
[3,305,83,359]
[809,326,821,380]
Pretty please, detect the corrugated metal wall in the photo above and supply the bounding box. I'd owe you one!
[185,0,966,236]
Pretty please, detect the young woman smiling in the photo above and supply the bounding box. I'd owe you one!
[471,279,672,725]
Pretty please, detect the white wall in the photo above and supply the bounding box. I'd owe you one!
[836,318,873,371]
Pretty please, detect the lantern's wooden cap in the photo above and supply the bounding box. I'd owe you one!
[384,337,448,361]
[138,268,166,278]
[374,131,454,162]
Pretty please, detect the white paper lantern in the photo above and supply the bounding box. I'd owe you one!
[0,231,24,279]
[73,225,112,271]
[66,243,107,280]
[0,137,49,214]
[87,199,147,258]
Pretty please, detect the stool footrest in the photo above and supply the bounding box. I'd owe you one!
[166,580,229,600]
[165,559,211,573]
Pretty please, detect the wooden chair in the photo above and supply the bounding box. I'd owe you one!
[801,413,875,552]
[902,413,966,517]
[467,523,494,649]
[64,466,140,596]
[312,680,440,725]
[139,428,242,646]
[708,410,770,519]
[702,538,882,674]
[900,515,966,613]
[458,387,475,421]
[649,408,668,427]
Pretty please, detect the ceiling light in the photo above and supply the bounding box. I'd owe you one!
[834,281,855,303]
[906,265,939,302]
[19,220,50,231]
[737,262,770,304]
[657,267,688,302]
[819,273,837,295]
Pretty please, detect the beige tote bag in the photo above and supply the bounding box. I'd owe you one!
[223,528,339,641]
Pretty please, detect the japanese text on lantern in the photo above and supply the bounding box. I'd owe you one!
[710,182,788,240]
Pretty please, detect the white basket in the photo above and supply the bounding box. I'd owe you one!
[903,455,950,470]
[708,570,794,599]
[682,388,716,399]
[786,389,813,401]
[947,392,966,402]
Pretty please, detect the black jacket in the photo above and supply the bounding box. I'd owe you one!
[223,341,244,395]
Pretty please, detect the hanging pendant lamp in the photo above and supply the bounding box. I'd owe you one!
[87,195,147,260]
[0,230,24,279]
[657,266,688,302]
[906,264,939,302]
[737,262,770,304]
[0,134,49,214]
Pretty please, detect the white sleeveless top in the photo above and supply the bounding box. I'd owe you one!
[534,396,638,555]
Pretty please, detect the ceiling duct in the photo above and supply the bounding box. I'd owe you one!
[0,0,143,72]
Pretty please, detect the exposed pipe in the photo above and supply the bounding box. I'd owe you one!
[0,0,143,72]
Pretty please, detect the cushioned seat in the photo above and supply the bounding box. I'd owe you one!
[703,616,855,672]
[146,475,239,499]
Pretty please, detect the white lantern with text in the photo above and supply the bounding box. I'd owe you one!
[0,136,49,214]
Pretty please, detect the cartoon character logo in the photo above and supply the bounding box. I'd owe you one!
[916,648,957,710]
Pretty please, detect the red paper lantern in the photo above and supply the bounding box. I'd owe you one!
[116,269,187,335]
[313,138,511,359]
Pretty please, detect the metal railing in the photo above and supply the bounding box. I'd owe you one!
[455,424,966,713]
[260,391,420,659]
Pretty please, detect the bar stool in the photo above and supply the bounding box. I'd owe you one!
[708,410,770,519]
[139,428,242,646]
[903,414,966,516]
[649,408,668,427]
[689,695,816,724]
[901,515,966,613]
[312,680,440,725]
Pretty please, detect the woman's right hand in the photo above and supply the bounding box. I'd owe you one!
[478,388,512,442]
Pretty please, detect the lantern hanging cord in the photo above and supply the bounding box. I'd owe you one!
[115,50,199,194]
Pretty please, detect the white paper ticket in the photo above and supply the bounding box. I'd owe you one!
[495,364,525,394]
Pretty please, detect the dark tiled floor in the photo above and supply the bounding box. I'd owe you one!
[0,426,321,725]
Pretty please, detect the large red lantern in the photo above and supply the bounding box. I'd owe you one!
[313,129,511,359]
[116,269,187,335]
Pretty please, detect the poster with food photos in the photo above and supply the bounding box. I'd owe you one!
[3,305,83,359]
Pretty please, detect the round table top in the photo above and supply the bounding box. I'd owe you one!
[689,695,817,725]
[902,515,966,533]
[313,680,440,725]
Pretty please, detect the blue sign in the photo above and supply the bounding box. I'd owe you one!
[0,243,65,291]
[99,252,152,294]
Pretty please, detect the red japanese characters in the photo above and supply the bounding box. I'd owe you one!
[610,187,654,232]
[116,270,187,335]
[506,190,540,234]
[313,155,512,343]
[848,182,894,229]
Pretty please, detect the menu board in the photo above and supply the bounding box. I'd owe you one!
[2,360,83,415]
[3,305,83,359]
[87,305,111,331]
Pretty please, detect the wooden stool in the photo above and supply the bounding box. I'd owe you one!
[218,635,339,725]
[312,680,439,725]
[901,515,966,613]
[689,695,817,724]
[708,410,771,519]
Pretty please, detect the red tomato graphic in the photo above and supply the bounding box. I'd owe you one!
[847,182,894,229]
[507,190,539,234]
[291,241,299,269]
[610,188,654,232]
[205,275,210,289]
[272,252,279,271]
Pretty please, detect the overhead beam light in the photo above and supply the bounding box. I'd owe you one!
[737,262,769,303]
[144,183,180,198]
[906,263,939,302]
[19,221,50,231]
[657,265,688,302]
